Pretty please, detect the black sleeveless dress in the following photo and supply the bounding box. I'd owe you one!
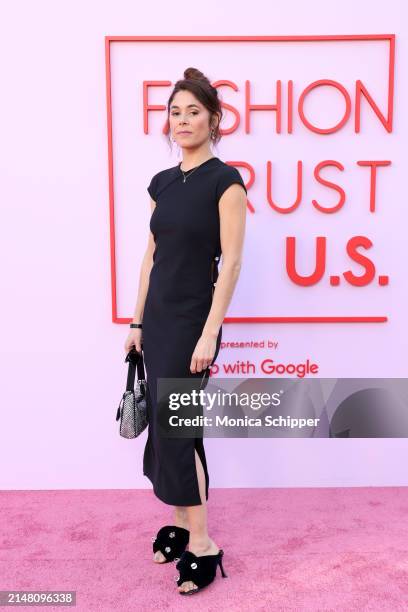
[142,156,247,506]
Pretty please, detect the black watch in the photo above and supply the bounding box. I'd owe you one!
[130,323,143,329]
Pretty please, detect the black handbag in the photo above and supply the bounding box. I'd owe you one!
[116,345,148,438]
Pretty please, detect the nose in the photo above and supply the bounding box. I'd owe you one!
[177,113,189,124]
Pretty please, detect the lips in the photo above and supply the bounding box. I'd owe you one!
[178,131,192,134]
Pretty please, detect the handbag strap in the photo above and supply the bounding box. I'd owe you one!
[199,366,211,390]
[125,346,209,393]
[125,345,146,392]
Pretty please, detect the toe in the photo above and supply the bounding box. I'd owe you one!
[179,581,198,593]
[153,551,166,563]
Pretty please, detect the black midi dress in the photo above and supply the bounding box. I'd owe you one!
[142,156,247,506]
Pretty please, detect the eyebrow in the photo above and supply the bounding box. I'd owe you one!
[170,104,200,110]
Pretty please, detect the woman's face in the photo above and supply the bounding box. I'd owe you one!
[169,90,215,150]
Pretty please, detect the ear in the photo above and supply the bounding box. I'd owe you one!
[211,112,220,130]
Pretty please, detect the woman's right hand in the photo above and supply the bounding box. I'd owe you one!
[124,328,143,354]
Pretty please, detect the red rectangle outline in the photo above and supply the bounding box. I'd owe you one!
[105,35,395,324]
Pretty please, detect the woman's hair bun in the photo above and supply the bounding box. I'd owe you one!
[183,67,209,83]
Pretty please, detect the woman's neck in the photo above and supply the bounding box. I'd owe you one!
[180,150,214,171]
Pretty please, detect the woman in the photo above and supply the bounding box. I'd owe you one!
[124,67,247,595]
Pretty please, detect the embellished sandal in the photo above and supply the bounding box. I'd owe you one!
[174,548,227,595]
[152,525,190,563]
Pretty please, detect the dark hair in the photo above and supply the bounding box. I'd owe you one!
[166,67,223,148]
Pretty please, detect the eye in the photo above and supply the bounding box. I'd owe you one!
[171,111,199,116]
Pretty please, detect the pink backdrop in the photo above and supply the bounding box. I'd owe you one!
[1,0,407,491]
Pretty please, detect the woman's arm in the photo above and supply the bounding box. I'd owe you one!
[124,198,156,353]
[190,183,247,373]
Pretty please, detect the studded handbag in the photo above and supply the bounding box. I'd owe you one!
[116,345,148,438]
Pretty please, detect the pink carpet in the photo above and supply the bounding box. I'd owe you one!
[1,487,408,611]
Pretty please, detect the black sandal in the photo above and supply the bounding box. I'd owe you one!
[152,525,190,563]
[174,548,227,595]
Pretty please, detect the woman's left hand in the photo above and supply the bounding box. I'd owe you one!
[190,332,217,373]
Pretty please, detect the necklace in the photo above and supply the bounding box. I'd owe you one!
[179,157,215,183]
[180,165,200,183]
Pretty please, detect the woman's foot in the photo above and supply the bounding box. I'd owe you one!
[177,537,219,593]
[153,550,166,563]
[153,518,190,563]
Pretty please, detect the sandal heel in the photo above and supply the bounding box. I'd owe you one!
[218,549,227,577]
